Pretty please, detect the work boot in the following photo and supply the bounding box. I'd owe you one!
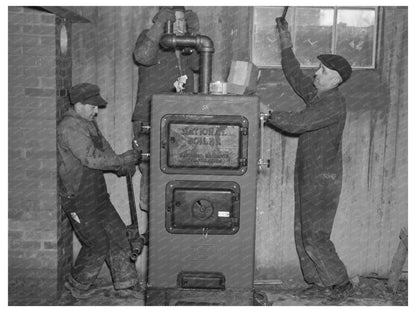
[253,290,271,306]
[299,284,331,297]
[115,283,145,299]
[327,281,353,302]
[332,280,353,294]
[64,281,98,300]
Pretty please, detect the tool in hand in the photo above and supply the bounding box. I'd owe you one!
[125,139,147,262]
[276,6,289,23]
[126,173,145,262]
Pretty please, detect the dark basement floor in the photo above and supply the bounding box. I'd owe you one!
[10,275,407,306]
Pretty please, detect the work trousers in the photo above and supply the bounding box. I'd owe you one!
[294,162,349,287]
[61,167,138,290]
[138,162,149,211]
[132,125,150,213]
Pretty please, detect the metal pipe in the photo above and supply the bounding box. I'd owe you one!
[199,51,212,94]
[160,34,215,94]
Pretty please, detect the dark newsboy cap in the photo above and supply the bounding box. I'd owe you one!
[317,54,352,83]
[69,83,107,108]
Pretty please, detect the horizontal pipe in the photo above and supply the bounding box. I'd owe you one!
[160,34,214,52]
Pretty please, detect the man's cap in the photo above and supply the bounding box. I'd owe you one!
[69,83,107,108]
[159,6,185,11]
[172,6,185,12]
[317,54,352,83]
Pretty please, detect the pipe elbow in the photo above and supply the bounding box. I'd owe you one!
[159,33,214,95]
[160,34,214,54]
[196,35,214,53]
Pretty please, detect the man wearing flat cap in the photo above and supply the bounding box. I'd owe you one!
[266,17,353,299]
[57,83,142,299]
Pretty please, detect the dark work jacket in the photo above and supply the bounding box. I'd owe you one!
[267,48,346,187]
[57,108,122,196]
[132,29,199,153]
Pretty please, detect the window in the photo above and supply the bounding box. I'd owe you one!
[251,7,377,68]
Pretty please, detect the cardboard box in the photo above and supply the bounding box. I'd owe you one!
[226,61,259,95]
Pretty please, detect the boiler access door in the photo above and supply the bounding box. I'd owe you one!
[165,180,240,235]
[160,114,248,175]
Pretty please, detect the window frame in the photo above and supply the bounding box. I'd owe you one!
[250,6,379,69]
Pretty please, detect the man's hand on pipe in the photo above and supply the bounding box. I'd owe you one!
[153,7,176,25]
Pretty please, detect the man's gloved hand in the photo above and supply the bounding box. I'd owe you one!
[147,7,176,42]
[117,149,140,177]
[275,17,293,50]
[119,149,140,166]
[276,17,289,33]
[152,7,176,25]
[185,10,199,35]
[117,163,136,177]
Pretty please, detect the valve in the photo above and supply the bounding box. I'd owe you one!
[132,139,150,163]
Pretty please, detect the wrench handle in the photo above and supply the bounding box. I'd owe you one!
[282,6,289,19]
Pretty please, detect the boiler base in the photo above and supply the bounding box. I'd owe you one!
[145,287,254,306]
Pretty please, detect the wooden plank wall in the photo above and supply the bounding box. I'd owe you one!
[255,7,408,282]
[69,6,407,283]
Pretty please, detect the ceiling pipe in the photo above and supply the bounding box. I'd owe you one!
[160,34,215,95]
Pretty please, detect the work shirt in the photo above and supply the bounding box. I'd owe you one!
[132,29,199,136]
[267,47,346,184]
[57,108,122,196]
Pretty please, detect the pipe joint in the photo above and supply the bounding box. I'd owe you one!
[160,33,214,94]
[196,35,215,53]
[160,34,214,53]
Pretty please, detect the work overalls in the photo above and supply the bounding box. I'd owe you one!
[268,47,349,287]
[61,126,138,291]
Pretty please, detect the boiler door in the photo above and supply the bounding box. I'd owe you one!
[165,180,240,235]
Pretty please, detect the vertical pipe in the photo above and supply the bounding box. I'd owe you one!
[200,51,212,94]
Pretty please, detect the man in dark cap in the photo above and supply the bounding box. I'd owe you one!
[57,83,142,299]
[132,6,200,213]
[266,17,353,299]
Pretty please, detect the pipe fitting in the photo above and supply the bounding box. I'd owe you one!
[160,34,214,53]
[160,34,215,94]
[196,35,215,53]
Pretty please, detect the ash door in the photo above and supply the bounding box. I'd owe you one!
[165,180,240,235]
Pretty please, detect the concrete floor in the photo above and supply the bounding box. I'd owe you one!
[56,276,408,306]
[9,276,407,306]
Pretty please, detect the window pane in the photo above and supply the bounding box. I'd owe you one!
[336,9,375,67]
[293,8,334,67]
[252,7,294,67]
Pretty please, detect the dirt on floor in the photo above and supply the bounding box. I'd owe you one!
[256,276,408,306]
[9,275,407,306]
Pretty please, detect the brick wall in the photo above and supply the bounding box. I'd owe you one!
[55,15,73,299]
[8,6,59,304]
